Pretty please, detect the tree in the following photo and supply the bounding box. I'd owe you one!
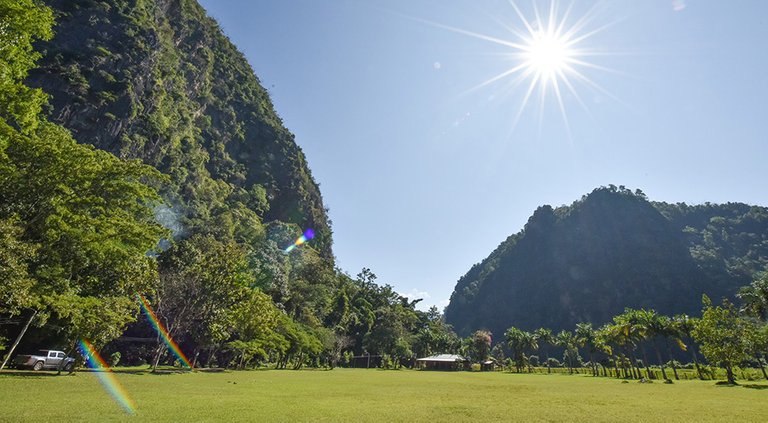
[745,321,768,381]
[738,273,768,321]
[597,324,626,378]
[575,323,600,376]
[672,314,704,380]
[556,330,577,374]
[468,330,492,363]
[149,236,251,370]
[1,0,168,368]
[534,328,553,373]
[610,309,648,379]
[0,0,53,137]
[692,295,751,384]
[506,327,537,373]
[226,288,282,368]
[633,309,668,380]
[0,218,38,316]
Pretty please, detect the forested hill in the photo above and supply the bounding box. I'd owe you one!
[27,0,332,257]
[445,186,768,337]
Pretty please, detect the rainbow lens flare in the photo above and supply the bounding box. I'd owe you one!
[284,229,315,253]
[79,339,136,415]
[137,294,193,369]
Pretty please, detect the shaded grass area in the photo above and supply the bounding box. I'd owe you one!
[0,368,766,422]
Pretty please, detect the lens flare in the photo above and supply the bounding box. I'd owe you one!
[79,339,136,415]
[284,228,315,253]
[137,294,193,369]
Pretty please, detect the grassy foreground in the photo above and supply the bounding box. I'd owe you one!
[1,368,766,422]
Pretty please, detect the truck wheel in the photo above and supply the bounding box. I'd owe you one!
[63,362,74,372]
[33,361,44,371]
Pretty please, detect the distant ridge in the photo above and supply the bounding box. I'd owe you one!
[445,186,768,336]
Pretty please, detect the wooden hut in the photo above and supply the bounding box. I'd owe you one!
[480,359,496,371]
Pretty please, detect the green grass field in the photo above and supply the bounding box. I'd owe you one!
[1,368,766,422]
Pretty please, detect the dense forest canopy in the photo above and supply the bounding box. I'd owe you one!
[445,185,768,337]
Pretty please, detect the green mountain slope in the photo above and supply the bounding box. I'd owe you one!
[444,186,768,336]
[28,0,332,257]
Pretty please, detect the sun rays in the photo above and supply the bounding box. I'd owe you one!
[416,0,623,137]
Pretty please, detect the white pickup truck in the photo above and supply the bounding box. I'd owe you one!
[13,350,75,371]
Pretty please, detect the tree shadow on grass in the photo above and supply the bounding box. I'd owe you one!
[714,381,738,387]
[742,384,768,390]
[0,370,60,378]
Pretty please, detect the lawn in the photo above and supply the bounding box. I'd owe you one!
[1,368,766,422]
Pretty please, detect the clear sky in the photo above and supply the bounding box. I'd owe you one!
[199,0,768,311]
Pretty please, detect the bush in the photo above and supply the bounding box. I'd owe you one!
[528,355,540,367]
[110,351,121,367]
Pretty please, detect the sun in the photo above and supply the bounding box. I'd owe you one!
[523,30,573,79]
[417,1,621,135]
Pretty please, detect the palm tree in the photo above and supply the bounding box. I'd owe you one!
[505,327,526,373]
[556,330,577,374]
[611,310,646,379]
[673,314,704,380]
[505,327,537,373]
[594,326,614,377]
[575,323,598,376]
[534,328,554,374]
[635,309,668,380]
[661,316,685,380]
[738,273,768,321]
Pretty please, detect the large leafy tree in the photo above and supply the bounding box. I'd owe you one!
[0,0,167,369]
[149,235,251,370]
[468,330,492,363]
[692,296,752,384]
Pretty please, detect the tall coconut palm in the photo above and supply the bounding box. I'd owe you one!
[594,326,614,377]
[611,310,646,379]
[634,309,669,380]
[661,315,685,380]
[576,323,598,376]
[673,314,704,380]
[534,327,554,374]
[505,327,538,373]
[556,330,577,374]
[598,324,625,378]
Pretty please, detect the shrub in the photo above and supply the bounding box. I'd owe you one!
[110,351,121,367]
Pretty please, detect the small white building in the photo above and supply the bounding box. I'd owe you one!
[415,354,469,371]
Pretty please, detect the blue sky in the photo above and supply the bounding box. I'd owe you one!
[199,0,768,310]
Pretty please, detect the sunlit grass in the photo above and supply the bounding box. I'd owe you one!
[0,368,766,422]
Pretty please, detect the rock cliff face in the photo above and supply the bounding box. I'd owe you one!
[445,186,768,336]
[29,0,332,256]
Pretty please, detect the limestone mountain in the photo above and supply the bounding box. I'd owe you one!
[27,0,332,257]
[445,186,768,336]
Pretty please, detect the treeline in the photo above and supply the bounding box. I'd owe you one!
[491,273,768,385]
